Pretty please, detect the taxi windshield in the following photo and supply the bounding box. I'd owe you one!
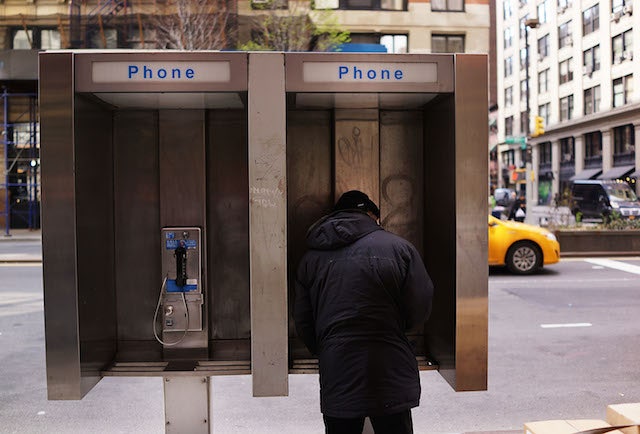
[604,184,638,202]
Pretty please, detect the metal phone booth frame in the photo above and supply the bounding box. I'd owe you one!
[282,53,488,392]
[39,51,487,433]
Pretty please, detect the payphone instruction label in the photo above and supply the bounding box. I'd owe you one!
[92,61,231,83]
[302,62,438,83]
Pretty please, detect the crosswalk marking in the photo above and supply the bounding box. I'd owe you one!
[584,258,640,275]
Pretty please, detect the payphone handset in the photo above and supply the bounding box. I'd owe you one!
[153,227,203,347]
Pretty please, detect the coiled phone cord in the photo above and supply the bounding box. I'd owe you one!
[153,275,190,347]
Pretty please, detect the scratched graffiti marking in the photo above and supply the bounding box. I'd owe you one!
[381,174,418,242]
[337,126,374,168]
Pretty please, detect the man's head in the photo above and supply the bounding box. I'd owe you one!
[333,190,380,220]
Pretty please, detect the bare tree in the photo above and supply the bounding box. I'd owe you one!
[151,0,235,50]
[239,0,349,51]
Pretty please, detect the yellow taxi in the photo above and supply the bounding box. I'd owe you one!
[488,215,561,274]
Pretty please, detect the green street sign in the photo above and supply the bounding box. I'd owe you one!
[505,136,527,145]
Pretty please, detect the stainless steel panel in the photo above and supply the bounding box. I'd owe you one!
[380,110,424,254]
[74,94,117,393]
[334,109,380,203]
[452,54,488,391]
[40,52,84,400]
[286,110,333,352]
[423,55,488,392]
[206,109,251,342]
[159,110,208,351]
[248,53,289,397]
[75,51,248,93]
[285,53,454,93]
[113,111,161,344]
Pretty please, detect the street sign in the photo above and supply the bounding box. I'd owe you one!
[505,136,526,145]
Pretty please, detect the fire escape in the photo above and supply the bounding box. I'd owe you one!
[69,0,136,49]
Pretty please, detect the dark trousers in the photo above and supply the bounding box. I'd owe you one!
[323,409,413,434]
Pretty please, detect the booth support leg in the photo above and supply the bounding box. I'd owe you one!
[163,376,210,434]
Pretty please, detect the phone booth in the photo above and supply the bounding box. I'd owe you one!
[39,51,488,433]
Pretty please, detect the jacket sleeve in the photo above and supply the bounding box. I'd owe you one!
[294,265,318,355]
[401,245,434,331]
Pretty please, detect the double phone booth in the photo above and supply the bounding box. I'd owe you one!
[40,51,488,433]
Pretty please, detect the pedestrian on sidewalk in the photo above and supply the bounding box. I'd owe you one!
[294,190,434,434]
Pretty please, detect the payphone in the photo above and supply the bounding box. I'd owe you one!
[154,227,203,347]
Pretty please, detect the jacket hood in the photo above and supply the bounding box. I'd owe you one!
[306,211,382,250]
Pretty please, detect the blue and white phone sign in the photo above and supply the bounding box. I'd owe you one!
[302,62,438,84]
[92,61,231,83]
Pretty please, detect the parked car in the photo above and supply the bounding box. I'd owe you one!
[488,215,560,274]
[570,180,640,221]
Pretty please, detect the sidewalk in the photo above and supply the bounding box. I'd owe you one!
[0,228,43,262]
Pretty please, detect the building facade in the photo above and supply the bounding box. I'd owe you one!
[0,0,490,230]
[496,0,639,207]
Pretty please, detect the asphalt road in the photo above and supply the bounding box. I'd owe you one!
[1,256,640,433]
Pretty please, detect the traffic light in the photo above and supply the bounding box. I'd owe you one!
[532,116,545,137]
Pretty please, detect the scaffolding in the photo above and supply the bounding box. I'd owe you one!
[1,88,39,236]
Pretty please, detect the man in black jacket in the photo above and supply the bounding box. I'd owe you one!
[294,190,434,434]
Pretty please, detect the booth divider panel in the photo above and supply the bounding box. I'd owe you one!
[286,110,333,350]
[206,109,251,350]
[422,96,457,380]
[74,95,117,392]
[40,52,83,399]
[113,110,161,348]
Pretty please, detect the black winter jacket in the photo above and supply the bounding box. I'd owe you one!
[294,210,434,418]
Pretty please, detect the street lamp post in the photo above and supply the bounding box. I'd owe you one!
[524,18,539,223]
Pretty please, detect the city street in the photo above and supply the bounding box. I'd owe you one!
[1,250,640,433]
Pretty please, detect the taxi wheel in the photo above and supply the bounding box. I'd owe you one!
[506,241,542,275]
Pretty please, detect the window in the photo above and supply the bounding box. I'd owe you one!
[582,5,599,36]
[351,33,407,52]
[432,0,464,12]
[505,116,514,136]
[559,58,573,84]
[505,86,513,107]
[584,131,603,164]
[612,30,633,64]
[613,74,634,107]
[88,28,117,49]
[339,0,406,10]
[519,16,529,39]
[504,56,514,77]
[380,34,408,53]
[583,86,601,115]
[537,34,550,60]
[539,102,550,125]
[520,80,527,102]
[503,0,513,19]
[431,34,464,53]
[538,0,550,23]
[611,0,631,14]
[560,94,574,121]
[520,110,529,135]
[613,124,635,156]
[504,27,513,49]
[583,45,600,74]
[558,21,572,48]
[539,142,552,164]
[538,69,549,93]
[558,0,572,11]
[11,28,61,49]
[560,137,575,163]
[520,47,528,70]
